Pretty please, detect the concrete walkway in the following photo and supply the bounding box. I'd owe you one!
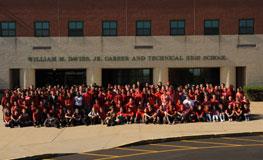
[0,102,262,160]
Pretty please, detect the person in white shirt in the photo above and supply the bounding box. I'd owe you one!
[183,96,195,109]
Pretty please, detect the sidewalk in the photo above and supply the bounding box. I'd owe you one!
[0,102,262,160]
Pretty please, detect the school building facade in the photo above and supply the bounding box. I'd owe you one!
[0,0,263,89]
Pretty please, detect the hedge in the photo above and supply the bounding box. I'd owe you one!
[0,89,4,102]
[243,86,263,101]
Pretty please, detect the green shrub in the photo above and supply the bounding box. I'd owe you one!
[0,90,3,102]
[243,86,263,101]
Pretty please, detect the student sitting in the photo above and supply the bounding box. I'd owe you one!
[195,105,205,122]
[44,113,59,128]
[72,108,83,126]
[135,107,144,123]
[65,109,73,126]
[187,106,197,122]
[104,107,116,126]
[211,105,219,122]
[225,105,234,122]
[3,109,12,128]
[125,107,134,124]
[115,107,126,125]
[175,105,185,123]
[20,108,33,127]
[144,103,157,124]
[156,105,165,124]
[10,110,22,127]
[204,105,212,122]
[234,106,243,122]
[243,104,250,121]
[88,107,101,125]
[164,105,176,124]
[33,108,42,127]
[218,103,225,122]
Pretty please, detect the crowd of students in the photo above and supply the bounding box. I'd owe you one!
[1,82,250,128]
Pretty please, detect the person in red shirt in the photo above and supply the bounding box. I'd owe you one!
[125,107,134,124]
[196,105,205,122]
[227,96,235,108]
[135,107,144,123]
[156,105,165,124]
[204,105,212,122]
[175,104,185,123]
[225,105,234,122]
[33,108,42,127]
[64,92,73,111]
[92,99,101,112]
[65,109,73,126]
[104,107,116,126]
[10,110,22,127]
[11,101,20,115]
[115,107,126,125]
[164,104,176,124]
[3,109,12,127]
[99,107,106,123]
[125,98,135,112]
[1,92,9,108]
[234,105,243,121]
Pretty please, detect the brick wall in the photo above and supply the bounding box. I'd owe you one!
[0,0,262,36]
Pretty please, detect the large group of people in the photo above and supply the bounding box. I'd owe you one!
[1,82,250,128]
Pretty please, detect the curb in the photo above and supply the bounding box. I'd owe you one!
[15,131,263,160]
[120,131,263,147]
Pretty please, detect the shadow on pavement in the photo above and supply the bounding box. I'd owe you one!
[250,114,263,120]
[15,153,74,160]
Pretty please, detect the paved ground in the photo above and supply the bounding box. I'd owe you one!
[41,135,263,160]
[0,102,262,160]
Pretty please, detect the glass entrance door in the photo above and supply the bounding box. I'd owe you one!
[102,68,153,87]
[169,68,220,87]
[35,69,86,87]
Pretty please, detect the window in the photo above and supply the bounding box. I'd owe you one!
[34,21,50,37]
[239,19,254,34]
[102,21,117,36]
[170,20,185,35]
[204,19,219,35]
[68,21,84,36]
[136,20,151,36]
[0,21,16,37]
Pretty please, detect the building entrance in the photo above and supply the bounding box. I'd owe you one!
[35,69,86,87]
[102,68,153,87]
[169,68,220,87]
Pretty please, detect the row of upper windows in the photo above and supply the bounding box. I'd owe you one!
[0,19,255,37]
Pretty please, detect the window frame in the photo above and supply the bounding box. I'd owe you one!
[34,21,50,37]
[102,20,118,36]
[170,19,185,36]
[68,20,84,37]
[204,19,220,35]
[136,20,151,36]
[0,21,16,37]
[239,18,254,35]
